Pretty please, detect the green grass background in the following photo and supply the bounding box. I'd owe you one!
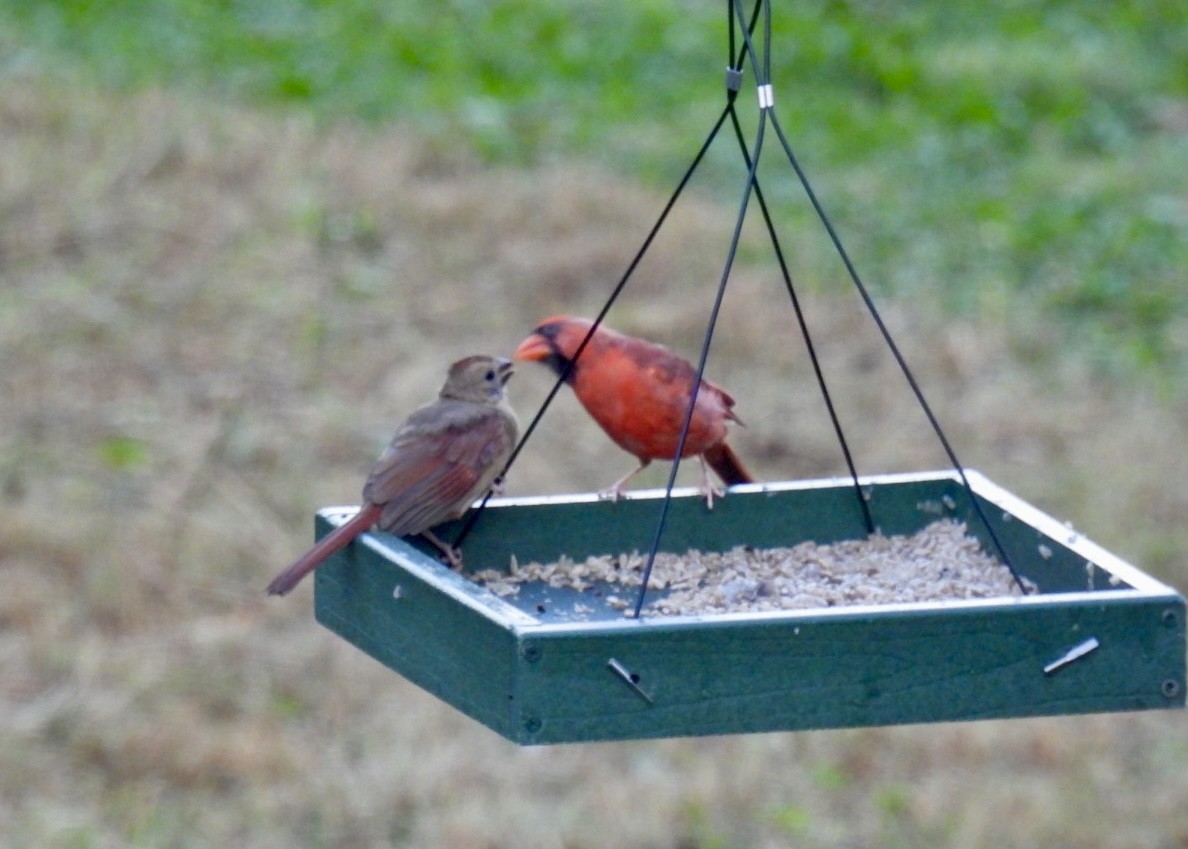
[5,0,1186,373]
[2,2,1187,847]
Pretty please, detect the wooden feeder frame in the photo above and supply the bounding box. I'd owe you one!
[306,0,1186,744]
[312,469,1185,745]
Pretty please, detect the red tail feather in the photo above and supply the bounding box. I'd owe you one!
[266,504,383,596]
[703,442,753,487]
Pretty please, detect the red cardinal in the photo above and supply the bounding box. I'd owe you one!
[266,355,519,596]
[513,315,752,507]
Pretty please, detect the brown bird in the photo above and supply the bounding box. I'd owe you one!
[513,315,752,507]
[266,355,519,596]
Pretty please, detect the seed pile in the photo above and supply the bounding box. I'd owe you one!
[471,519,1032,617]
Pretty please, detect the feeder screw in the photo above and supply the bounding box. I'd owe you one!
[607,658,654,704]
[523,716,542,734]
[1162,608,1180,629]
[1162,679,1181,699]
[522,644,542,664]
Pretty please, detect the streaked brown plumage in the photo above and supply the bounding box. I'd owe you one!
[266,355,518,596]
[513,315,752,507]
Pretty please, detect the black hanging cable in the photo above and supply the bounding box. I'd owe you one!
[725,96,874,536]
[631,100,767,618]
[727,0,736,66]
[460,0,1027,601]
[730,0,764,73]
[764,110,1027,591]
[631,0,772,617]
[727,0,873,534]
[728,0,1025,592]
[458,0,763,552]
[451,104,737,550]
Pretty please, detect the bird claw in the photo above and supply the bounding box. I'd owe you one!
[701,482,724,510]
[699,457,724,510]
[598,459,725,509]
[599,461,648,504]
[442,547,465,571]
[599,473,722,509]
[422,529,465,571]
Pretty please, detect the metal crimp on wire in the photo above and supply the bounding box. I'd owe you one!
[757,83,774,109]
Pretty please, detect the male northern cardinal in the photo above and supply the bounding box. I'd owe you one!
[266,355,519,596]
[513,315,752,507]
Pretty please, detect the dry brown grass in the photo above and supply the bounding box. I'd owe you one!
[2,77,1186,848]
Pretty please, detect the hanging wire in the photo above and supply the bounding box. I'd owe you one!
[723,111,874,535]
[451,100,739,550]
[631,0,770,616]
[459,0,767,601]
[721,0,1026,591]
[722,6,873,537]
[765,108,1027,592]
[629,0,775,616]
[460,0,1027,601]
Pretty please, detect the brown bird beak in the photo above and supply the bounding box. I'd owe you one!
[512,334,552,363]
[496,357,515,386]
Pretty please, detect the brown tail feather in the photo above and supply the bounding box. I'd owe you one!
[266,503,383,596]
[703,441,753,486]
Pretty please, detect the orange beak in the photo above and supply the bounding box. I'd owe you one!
[512,333,552,363]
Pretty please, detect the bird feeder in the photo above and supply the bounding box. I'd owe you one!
[312,470,1185,745]
[301,0,1186,743]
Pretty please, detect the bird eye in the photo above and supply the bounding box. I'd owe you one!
[485,369,496,382]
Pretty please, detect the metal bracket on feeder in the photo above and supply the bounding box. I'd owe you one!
[607,658,654,704]
[1043,637,1101,676]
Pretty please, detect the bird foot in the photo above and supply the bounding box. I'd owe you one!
[441,546,464,571]
[699,458,724,510]
[699,481,725,510]
[599,462,648,503]
[422,529,465,571]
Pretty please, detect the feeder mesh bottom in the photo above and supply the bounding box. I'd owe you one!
[472,519,1034,617]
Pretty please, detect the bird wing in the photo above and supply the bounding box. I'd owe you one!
[362,401,516,536]
[630,341,737,414]
[630,344,740,436]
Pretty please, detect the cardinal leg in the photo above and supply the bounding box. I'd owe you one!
[698,455,725,510]
[600,459,651,502]
[421,529,464,571]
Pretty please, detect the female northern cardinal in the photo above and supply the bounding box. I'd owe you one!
[513,315,752,507]
[266,355,519,596]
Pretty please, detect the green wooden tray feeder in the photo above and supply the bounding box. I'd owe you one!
[305,0,1186,743]
[312,470,1185,745]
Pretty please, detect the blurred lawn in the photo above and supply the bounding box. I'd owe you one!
[2,4,1188,848]
[2,0,1186,375]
